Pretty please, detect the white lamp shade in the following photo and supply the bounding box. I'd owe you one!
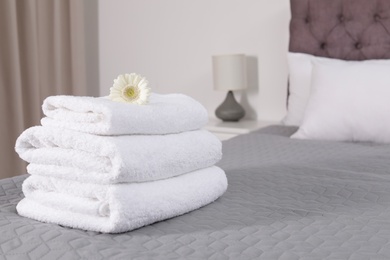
[212,54,247,91]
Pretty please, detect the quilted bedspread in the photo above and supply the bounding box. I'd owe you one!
[1,126,390,259]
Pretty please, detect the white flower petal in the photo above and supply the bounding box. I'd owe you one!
[109,73,151,105]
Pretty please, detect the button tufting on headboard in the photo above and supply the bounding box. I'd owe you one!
[289,0,390,60]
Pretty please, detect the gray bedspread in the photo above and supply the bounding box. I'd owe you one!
[1,125,390,259]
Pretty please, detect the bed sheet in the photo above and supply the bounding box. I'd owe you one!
[1,125,390,259]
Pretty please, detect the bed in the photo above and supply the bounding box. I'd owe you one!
[2,0,390,259]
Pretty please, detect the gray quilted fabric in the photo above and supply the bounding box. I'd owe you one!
[1,125,390,259]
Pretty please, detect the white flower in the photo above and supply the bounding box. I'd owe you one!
[109,73,151,105]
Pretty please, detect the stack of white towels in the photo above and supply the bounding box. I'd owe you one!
[15,93,227,233]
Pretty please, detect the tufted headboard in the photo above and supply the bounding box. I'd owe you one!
[289,0,390,60]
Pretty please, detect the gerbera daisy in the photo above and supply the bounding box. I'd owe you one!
[109,73,151,105]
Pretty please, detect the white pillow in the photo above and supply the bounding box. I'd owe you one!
[292,58,390,143]
[283,52,332,126]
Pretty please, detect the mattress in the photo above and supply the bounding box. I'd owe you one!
[1,125,390,259]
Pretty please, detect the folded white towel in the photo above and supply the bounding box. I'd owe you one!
[15,126,221,184]
[17,166,228,233]
[41,93,208,135]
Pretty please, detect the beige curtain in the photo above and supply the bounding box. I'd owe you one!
[0,0,87,179]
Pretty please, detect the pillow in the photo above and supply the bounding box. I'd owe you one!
[292,58,390,143]
[283,52,332,126]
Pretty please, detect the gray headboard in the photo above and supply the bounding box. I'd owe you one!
[289,0,390,60]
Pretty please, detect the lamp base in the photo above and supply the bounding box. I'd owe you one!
[215,91,245,122]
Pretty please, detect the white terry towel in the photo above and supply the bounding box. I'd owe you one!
[41,93,208,135]
[17,166,228,233]
[15,126,222,184]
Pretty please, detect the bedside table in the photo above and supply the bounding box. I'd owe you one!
[204,119,279,141]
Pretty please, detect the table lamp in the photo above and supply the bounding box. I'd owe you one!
[212,54,247,122]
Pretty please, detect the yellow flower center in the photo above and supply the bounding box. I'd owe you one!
[122,85,139,100]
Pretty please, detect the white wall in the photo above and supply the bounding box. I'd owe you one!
[99,0,290,121]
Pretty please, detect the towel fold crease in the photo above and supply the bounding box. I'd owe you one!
[17,166,228,233]
[41,93,208,135]
[15,126,222,184]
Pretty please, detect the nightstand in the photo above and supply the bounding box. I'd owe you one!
[204,119,279,141]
